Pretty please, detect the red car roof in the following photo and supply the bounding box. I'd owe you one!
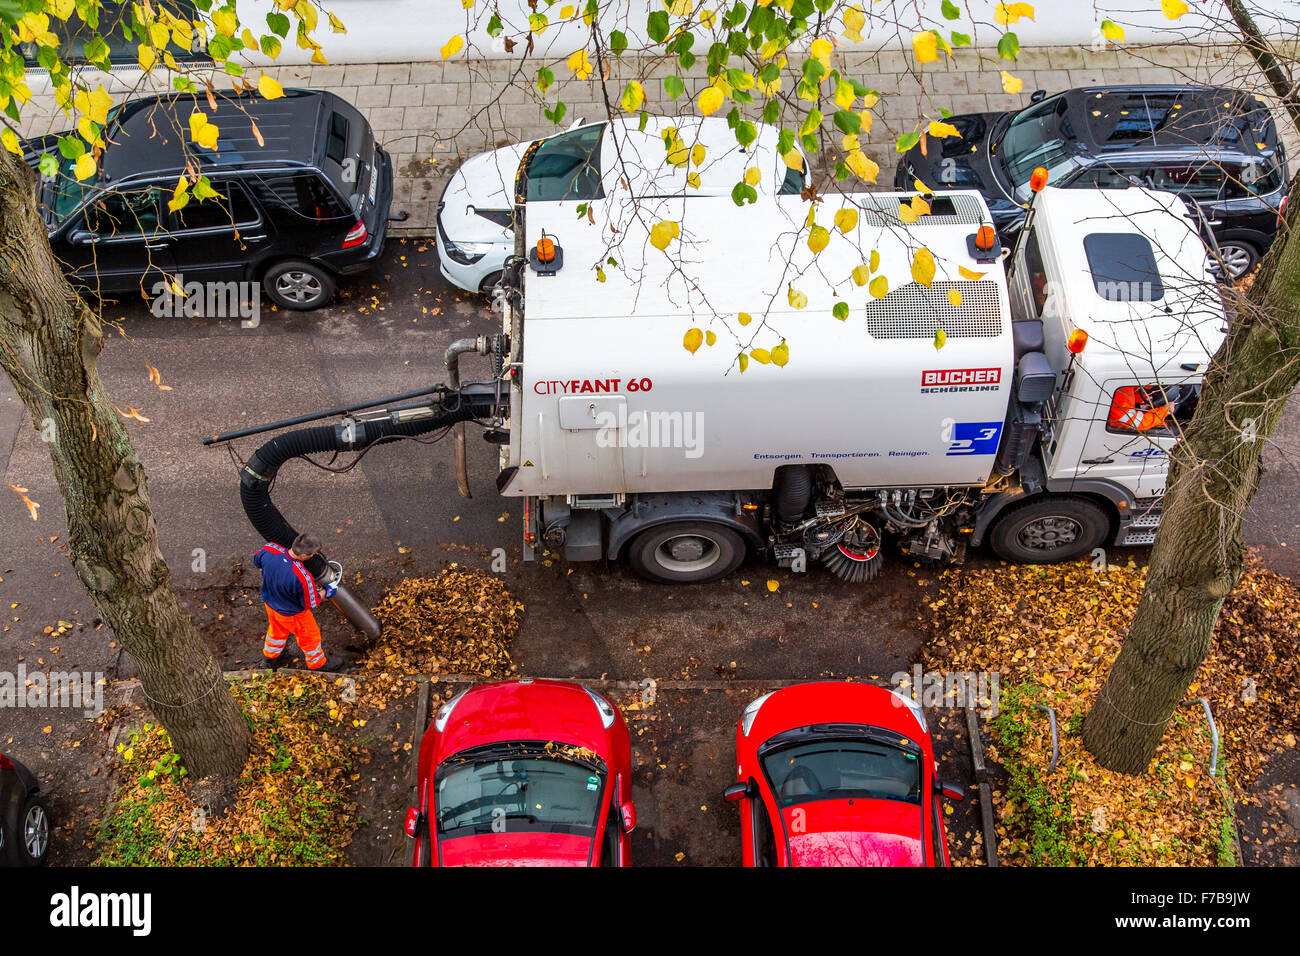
[782,799,924,867]
[439,831,594,867]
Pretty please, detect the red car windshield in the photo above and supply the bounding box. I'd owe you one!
[761,734,923,808]
[435,742,605,839]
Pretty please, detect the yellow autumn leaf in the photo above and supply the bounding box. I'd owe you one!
[138,44,157,71]
[73,152,96,181]
[687,171,701,189]
[1161,0,1188,19]
[750,348,771,365]
[691,143,706,167]
[258,74,284,99]
[1001,70,1024,94]
[621,80,644,112]
[928,121,960,138]
[869,275,888,299]
[851,264,870,286]
[738,353,749,373]
[834,207,858,234]
[212,7,237,36]
[912,247,936,287]
[899,203,919,224]
[911,195,930,217]
[834,80,855,111]
[995,3,1035,24]
[782,150,805,171]
[788,286,808,309]
[698,86,725,116]
[807,225,829,254]
[328,12,347,33]
[771,343,789,367]
[650,220,680,251]
[809,37,832,69]
[1,129,21,155]
[842,5,864,42]
[1101,20,1125,42]
[869,250,880,272]
[738,311,752,326]
[683,328,704,354]
[705,330,717,346]
[567,49,592,79]
[440,35,464,60]
[958,265,986,280]
[912,31,938,64]
[744,167,762,186]
[947,289,962,307]
[845,149,879,183]
[934,328,947,350]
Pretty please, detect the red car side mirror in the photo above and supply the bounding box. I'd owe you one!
[724,781,757,802]
[620,802,637,833]
[938,781,966,802]
[404,806,421,837]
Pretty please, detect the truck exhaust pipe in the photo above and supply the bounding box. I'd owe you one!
[445,337,490,500]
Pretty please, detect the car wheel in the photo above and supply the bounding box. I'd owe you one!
[627,521,746,584]
[14,794,50,866]
[989,496,1110,564]
[264,261,336,310]
[1216,241,1259,279]
[478,270,504,297]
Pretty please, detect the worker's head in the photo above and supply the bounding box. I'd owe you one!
[1136,386,1169,410]
[289,533,322,560]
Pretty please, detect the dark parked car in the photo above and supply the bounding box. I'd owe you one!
[896,85,1287,277]
[30,88,396,310]
[1,752,49,866]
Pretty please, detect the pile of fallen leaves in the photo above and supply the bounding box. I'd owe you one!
[94,675,357,866]
[923,557,1298,866]
[366,567,523,680]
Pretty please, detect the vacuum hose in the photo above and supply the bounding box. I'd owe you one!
[239,405,483,640]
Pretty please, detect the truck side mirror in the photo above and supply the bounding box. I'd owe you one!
[1016,351,1057,405]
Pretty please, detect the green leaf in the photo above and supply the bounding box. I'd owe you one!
[663,75,685,99]
[762,100,779,124]
[610,30,627,55]
[832,110,861,135]
[266,11,290,37]
[950,31,971,47]
[896,131,921,153]
[575,203,588,218]
[730,181,758,206]
[37,153,58,178]
[735,120,757,146]
[997,31,1020,60]
[832,301,850,320]
[777,128,795,154]
[941,0,961,19]
[536,67,555,92]
[193,175,219,201]
[647,10,670,43]
[487,14,502,37]
[57,135,85,159]
[544,100,567,125]
[260,35,281,58]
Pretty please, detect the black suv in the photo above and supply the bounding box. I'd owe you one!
[31,88,396,310]
[896,85,1287,277]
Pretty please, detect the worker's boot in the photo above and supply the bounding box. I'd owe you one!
[310,657,346,674]
[263,652,293,671]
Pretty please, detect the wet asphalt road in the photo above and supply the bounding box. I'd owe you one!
[0,237,1295,865]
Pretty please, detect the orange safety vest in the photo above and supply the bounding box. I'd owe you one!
[1109,387,1171,431]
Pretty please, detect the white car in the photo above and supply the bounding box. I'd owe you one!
[435,116,807,294]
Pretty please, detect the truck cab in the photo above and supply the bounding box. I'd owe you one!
[1000,186,1225,553]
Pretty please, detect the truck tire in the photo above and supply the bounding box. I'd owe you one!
[988,496,1109,564]
[627,521,746,584]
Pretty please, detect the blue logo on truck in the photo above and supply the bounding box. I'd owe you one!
[945,422,1003,456]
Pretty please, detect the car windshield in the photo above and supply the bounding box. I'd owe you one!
[997,98,1085,202]
[761,732,923,808]
[523,123,606,201]
[435,742,605,838]
[39,157,101,227]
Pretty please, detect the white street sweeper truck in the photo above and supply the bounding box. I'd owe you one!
[210,182,1226,595]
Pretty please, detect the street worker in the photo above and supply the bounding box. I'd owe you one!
[254,533,340,671]
[1108,385,1173,432]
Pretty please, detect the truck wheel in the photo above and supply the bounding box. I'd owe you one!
[989,496,1109,564]
[627,522,746,584]
[264,260,335,310]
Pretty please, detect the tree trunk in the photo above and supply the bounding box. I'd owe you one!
[0,150,251,784]
[1083,183,1300,773]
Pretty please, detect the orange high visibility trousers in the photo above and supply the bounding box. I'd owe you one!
[262,605,327,669]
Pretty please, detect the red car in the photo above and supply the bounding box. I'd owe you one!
[724,682,964,866]
[406,679,635,866]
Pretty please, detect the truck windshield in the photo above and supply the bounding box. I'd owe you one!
[435,743,605,838]
[522,123,606,202]
[761,735,923,808]
[997,98,1084,202]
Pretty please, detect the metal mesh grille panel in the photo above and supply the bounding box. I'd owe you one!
[864,281,1003,339]
[855,193,988,228]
